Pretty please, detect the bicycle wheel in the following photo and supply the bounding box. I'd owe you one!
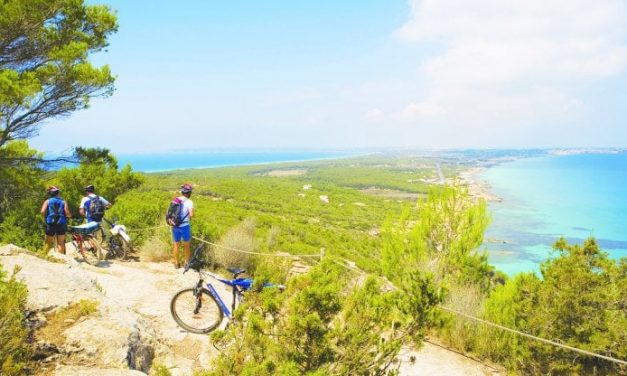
[108,235,130,260]
[170,288,224,334]
[81,237,104,266]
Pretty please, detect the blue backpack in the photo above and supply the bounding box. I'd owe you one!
[47,197,66,225]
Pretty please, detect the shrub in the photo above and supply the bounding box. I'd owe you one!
[0,265,29,376]
[213,218,257,269]
[138,234,172,263]
[481,238,627,375]
[204,260,441,375]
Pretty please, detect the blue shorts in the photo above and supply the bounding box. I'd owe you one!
[172,225,191,242]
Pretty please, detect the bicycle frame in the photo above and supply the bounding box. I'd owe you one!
[196,270,249,320]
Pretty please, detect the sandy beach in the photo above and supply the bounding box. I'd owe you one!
[459,167,502,202]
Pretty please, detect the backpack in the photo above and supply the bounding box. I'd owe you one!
[47,198,65,225]
[88,195,106,222]
[166,197,188,227]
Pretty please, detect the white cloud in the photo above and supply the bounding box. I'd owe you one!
[393,102,446,121]
[393,0,627,136]
[364,108,384,120]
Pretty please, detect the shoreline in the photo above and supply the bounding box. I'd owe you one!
[124,151,375,173]
[459,166,502,202]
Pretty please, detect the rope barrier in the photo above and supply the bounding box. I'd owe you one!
[192,236,322,259]
[126,224,169,233]
[440,306,627,366]
[118,222,627,366]
[325,259,627,366]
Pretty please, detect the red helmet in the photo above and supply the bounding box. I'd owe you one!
[181,183,193,194]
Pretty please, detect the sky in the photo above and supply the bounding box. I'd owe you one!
[31,0,627,154]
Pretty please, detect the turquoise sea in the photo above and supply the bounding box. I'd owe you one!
[117,150,356,172]
[480,153,627,275]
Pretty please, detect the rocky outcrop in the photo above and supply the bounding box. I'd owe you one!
[0,244,229,375]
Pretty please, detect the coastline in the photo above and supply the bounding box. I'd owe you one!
[459,166,502,202]
[120,151,373,173]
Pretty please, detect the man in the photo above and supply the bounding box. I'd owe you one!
[40,186,72,254]
[79,184,112,223]
[170,183,194,268]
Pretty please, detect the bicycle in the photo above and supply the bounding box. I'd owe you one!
[102,216,132,260]
[68,221,105,266]
[170,246,285,334]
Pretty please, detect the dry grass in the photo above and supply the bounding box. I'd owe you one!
[138,235,172,262]
[439,283,484,352]
[213,218,257,269]
[38,300,99,346]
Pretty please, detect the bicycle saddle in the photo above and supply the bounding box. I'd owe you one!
[227,267,246,277]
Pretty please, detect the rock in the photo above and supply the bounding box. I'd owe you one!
[319,195,329,203]
[0,243,26,256]
[54,366,147,376]
[0,250,224,375]
[302,184,312,190]
[127,331,155,373]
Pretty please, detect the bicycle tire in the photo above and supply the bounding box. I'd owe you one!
[170,287,224,334]
[108,235,130,260]
[81,237,103,266]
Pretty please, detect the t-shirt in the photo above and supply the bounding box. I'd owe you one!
[80,193,110,222]
[177,196,194,227]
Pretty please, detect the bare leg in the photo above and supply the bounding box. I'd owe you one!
[43,235,54,253]
[183,241,191,264]
[57,234,66,254]
[173,241,180,267]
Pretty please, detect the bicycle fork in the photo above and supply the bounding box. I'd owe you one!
[193,279,204,315]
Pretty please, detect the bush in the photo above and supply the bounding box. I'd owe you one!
[138,233,172,263]
[204,260,436,375]
[480,238,627,375]
[213,218,258,269]
[0,264,29,376]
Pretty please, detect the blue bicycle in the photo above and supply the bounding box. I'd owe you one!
[170,246,284,334]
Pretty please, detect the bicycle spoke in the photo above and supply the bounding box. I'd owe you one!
[170,288,223,334]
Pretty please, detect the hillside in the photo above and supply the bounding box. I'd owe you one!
[0,244,502,375]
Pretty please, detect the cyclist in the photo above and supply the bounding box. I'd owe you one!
[40,186,72,254]
[79,184,112,223]
[169,183,194,268]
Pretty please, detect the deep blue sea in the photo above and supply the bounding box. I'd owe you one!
[480,153,627,275]
[117,150,356,172]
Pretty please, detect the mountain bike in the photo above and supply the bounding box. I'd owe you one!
[102,217,132,260]
[170,246,285,334]
[68,221,104,266]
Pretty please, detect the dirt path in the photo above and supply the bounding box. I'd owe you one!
[0,244,502,375]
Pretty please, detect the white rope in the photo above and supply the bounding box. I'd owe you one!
[327,260,627,366]
[115,221,627,366]
[439,306,627,366]
[192,236,321,259]
[126,224,169,233]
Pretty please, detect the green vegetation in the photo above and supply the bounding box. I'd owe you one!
[478,238,626,375]
[0,1,118,372]
[1,146,625,375]
[204,260,441,375]
[0,265,29,376]
[115,163,416,272]
[0,0,117,148]
[0,147,143,249]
